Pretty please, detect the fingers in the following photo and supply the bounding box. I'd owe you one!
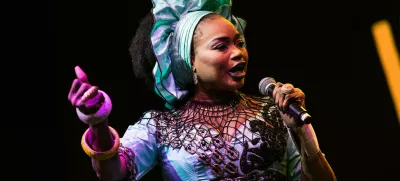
[272,82,305,113]
[273,82,283,111]
[77,86,99,107]
[80,90,103,109]
[281,83,294,94]
[69,66,103,107]
[75,66,89,83]
[282,88,305,112]
[276,90,285,111]
[272,82,282,100]
[282,93,293,112]
[71,83,91,106]
[68,79,81,101]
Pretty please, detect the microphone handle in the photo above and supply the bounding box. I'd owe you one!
[266,83,312,125]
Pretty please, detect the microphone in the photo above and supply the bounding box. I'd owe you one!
[259,77,312,125]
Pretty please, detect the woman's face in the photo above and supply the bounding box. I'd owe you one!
[192,15,249,92]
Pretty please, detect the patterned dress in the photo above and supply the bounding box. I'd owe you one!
[116,93,302,181]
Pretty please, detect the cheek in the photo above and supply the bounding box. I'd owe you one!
[198,63,227,81]
[242,49,249,61]
[196,55,229,78]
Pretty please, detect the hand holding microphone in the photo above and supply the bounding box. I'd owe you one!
[259,77,312,127]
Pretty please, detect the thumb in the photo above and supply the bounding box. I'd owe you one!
[75,65,90,84]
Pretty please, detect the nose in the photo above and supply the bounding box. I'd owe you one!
[230,47,244,61]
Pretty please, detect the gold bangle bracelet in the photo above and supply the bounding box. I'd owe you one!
[81,126,120,160]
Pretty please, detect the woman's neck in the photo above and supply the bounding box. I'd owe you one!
[192,84,238,104]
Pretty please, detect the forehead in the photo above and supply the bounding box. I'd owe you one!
[196,17,239,40]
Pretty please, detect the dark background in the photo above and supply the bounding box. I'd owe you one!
[10,0,397,180]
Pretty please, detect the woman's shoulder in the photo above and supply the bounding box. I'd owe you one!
[139,109,164,118]
[135,109,176,125]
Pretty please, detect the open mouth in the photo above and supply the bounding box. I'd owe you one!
[228,62,246,79]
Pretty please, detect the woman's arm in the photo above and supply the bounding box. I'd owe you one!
[69,66,130,181]
[87,119,128,181]
[77,91,130,181]
[293,124,337,181]
[70,66,157,181]
[271,81,336,181]
[79,98,158,181]
[78,92,158,181]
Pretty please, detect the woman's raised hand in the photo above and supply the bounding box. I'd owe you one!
[68,66,104,115]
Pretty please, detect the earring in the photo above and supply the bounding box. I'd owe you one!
[193,69,198,85]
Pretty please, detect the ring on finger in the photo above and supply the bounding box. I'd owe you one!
[281,83,294,95]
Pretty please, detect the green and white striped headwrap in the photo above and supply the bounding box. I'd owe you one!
[150,0,247,109]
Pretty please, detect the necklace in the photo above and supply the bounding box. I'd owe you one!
[187,92,244,113]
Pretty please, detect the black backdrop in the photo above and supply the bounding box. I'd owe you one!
[47,1,400,180]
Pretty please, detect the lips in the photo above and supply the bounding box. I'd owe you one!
[229,62,246,79]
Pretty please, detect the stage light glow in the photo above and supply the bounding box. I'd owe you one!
[372,20,400,122]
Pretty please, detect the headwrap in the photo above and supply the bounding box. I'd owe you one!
[150,0,247,109]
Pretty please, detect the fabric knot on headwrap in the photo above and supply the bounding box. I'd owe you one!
[150,0,247,109]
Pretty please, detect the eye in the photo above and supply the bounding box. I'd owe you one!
[236,40,244,47]
[213,44,228,51]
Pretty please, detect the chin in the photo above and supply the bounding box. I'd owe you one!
[227,79,245,90]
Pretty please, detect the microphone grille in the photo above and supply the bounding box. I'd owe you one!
[259,77,276,95]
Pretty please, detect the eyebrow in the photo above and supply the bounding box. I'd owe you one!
[209,33,242,45]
